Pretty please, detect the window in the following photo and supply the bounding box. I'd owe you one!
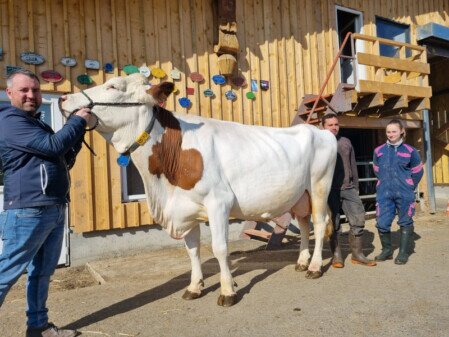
[121,162,145,201]
[376,17,411,57]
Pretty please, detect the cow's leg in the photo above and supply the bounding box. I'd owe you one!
[291,192,312,271]
[295,215,311,271]
[207,203,236,307]
[182,225,204,300]
[307,185,331,279]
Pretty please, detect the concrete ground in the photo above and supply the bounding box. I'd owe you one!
[1,212,448,337]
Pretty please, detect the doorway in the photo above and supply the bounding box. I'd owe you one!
[336,6,364,84]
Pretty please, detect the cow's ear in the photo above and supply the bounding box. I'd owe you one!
[150,82,175,102]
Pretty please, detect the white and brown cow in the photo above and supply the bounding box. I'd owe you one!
[61,74,337,306]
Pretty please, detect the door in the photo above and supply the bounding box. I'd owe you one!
[336,6,365,85]
[0,93,68,265]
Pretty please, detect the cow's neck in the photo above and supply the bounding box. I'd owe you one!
[109,105,156,154]
[127,106,183,224]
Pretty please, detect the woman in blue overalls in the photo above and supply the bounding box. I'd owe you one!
[372,119,423,265]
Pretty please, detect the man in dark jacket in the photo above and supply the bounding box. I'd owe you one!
[322,113,376,268]
[0,69,91,337]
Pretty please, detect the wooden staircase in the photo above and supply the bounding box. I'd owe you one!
[291,83,357,125]
[292,32,432,126]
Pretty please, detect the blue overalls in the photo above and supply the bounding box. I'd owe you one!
[373,142,423,233]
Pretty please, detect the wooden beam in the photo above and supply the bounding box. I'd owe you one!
[433,137,449,152]
[358,80,432,99]
[352,33,426,52]
[354,93,384,113]
[357,53,430,74]
[435,122,449,137]
[337,115,422,129]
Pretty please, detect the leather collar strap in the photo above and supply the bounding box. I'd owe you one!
[121,106,158,156]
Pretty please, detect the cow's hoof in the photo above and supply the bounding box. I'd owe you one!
[295,264,308,272]
[305,270,322,279]
[217,294,237,307]
[182,290,201,300]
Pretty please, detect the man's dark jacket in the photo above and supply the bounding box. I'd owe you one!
[331,136,359,191]
[0,106,86,209]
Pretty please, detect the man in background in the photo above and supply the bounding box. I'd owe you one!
[322,113,376,268]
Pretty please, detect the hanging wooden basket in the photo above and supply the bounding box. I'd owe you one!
[218,54,237,76]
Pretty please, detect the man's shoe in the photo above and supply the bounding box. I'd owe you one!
[26,323,79,337]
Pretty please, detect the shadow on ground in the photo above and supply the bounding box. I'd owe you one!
[65,227,420,330]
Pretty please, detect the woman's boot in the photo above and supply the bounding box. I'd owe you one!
[349,233,377,266]
[395,226,413,265]
[375,231,393,261]
[329,232,344,268]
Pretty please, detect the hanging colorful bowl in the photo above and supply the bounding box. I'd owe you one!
[260,80,270,90]
[123,64,139,75]
[203,89,214,97]
[251,80,258,92]
[41,70,63,83]
[104,63,114,73]
[225,90,237,101]
[178,97,191,108]
[77,74,93,85]
[85,59,100,70]
[139,66,151,77]
[212,74,226,85]
[152,67,166,79]
[171,68,181,80]
[189,72,204,82]
[60,57,77,67]
[246,92,256,100]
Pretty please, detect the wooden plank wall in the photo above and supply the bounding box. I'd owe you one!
[0,0,448,232]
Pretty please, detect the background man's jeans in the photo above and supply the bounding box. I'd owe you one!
[0,204,66,328]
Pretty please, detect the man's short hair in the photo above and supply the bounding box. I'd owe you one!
[6,69,40,88]
[321,113,338,125]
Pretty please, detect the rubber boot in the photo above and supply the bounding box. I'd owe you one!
[395,226,413,265]
[329,232,344,268]
[349,233,377,266]
[375,231,393,261]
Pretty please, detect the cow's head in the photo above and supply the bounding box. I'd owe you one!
[60,74,174,153]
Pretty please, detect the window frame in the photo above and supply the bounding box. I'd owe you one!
[375,16,411,57]
[120,164,146,202]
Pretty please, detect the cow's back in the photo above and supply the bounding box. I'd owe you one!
[178,116,336,220]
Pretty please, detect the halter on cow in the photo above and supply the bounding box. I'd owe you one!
[60,74,337,307]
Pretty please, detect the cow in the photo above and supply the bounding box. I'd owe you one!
[60,74,337,306]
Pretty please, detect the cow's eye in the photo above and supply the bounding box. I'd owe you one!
[107,85,117,90]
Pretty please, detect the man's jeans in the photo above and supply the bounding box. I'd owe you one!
[0,204,66,328]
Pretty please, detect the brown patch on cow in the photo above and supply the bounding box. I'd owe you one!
[148,107,203,190]
[149,82,175,103]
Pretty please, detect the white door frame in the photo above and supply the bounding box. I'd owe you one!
[335,5,367,86]
[0,92,69,265]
